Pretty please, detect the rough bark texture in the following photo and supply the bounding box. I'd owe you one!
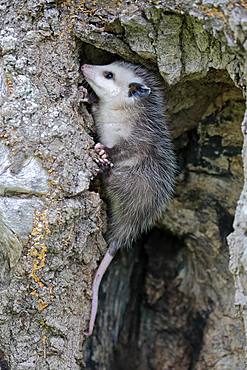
[0,1,246,369]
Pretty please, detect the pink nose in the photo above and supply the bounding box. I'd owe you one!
[81,64,91,71]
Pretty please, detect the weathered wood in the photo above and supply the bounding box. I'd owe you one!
[0,1,246,369]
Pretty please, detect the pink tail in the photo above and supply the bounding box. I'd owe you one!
[85,243,117,336]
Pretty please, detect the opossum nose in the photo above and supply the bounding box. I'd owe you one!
[81,64,94,79]
[81,64,91,71]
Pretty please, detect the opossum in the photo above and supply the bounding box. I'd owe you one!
[81,61,176,336]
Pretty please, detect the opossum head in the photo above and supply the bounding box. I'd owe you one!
[81,62,151,106]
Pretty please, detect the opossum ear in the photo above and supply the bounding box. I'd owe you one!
[128,83,151,98]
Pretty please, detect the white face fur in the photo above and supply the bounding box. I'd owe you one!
[81,63,151,106]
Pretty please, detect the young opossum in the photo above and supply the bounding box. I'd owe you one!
[81,61,176,336]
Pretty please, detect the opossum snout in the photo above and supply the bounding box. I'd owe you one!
[81,64,95,79]
[81,64,91,70]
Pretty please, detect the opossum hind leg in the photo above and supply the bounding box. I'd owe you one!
[85,241,119,336]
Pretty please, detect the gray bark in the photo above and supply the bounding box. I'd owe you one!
[0,1,246,369]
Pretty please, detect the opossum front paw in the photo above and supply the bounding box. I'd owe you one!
[94,143,113,169]
[78,86,90,102]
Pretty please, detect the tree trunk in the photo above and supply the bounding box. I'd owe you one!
[0,1,246,369]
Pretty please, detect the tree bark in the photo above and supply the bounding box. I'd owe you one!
[0,1,246,369]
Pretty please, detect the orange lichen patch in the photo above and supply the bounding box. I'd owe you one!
[75,0,98,15]
[61,0,104,24]
[198,4,227,22]
[239,0,247,10]
[198,1,247,21]
[30,289,39,297]
[38,299,49,311]
[0,130,9,139]
[5,72,14,95]
[41,335,47,359]
[29,210,50,297]
[0,129,11,146]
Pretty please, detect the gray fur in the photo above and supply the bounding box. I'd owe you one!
[84,62,177,250]
[82,61,176,336]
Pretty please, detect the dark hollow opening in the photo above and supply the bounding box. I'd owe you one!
[79,41,245,370]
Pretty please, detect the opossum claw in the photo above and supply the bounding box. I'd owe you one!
[78,86,90,102]
[94,142,114,169]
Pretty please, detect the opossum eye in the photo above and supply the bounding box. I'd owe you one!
[128,82,151,98]
[103,71,114,79]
